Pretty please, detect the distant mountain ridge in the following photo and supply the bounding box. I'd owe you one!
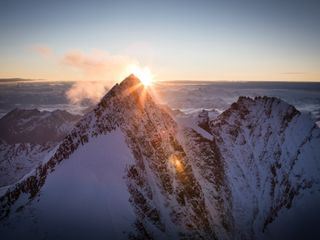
[0,78,46,83]
[0,108,81,144]
[0,75,319,239]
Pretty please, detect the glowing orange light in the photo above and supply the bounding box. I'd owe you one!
[128,65,154,86]
[169,154,184,173]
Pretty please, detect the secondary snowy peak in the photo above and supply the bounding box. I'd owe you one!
[210,96,301,134]
[208,96,320,238]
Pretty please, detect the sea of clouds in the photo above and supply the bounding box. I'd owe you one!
[0,80,319,126]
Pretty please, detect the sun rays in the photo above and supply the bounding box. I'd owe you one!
[127,65,154,87]
[120,65,161,108]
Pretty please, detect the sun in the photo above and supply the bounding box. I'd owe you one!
[129,65,154,86]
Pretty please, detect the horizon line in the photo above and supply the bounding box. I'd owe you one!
[0,77,320,83]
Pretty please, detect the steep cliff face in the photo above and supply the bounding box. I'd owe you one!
[0,77,319,240]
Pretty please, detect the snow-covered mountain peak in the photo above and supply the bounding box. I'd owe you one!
[218,96,299,122]
[121,73,141,86]
[96,74,153,115]
[1,75,216,239]
[209,96,306,137]
[108,74,143,97]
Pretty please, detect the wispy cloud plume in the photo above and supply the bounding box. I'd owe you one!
[66,81,108,104]
[32,46,149,104]
[61,49,142,104]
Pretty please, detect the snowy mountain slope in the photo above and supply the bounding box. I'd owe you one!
[0,142,53,187]
[0,109,81,187]
[0,131,136,240]
[0,76,319,239]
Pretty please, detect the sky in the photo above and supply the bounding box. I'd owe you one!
[0,0,320,82]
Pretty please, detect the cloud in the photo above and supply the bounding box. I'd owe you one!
[31,47,137,81]
[281,72,306,75]
[65,81,108,104]
[62,49,141,104]
[62,49,137,79]
[32,45,53,58]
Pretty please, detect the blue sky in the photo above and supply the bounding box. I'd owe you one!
[0,0,319,81]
